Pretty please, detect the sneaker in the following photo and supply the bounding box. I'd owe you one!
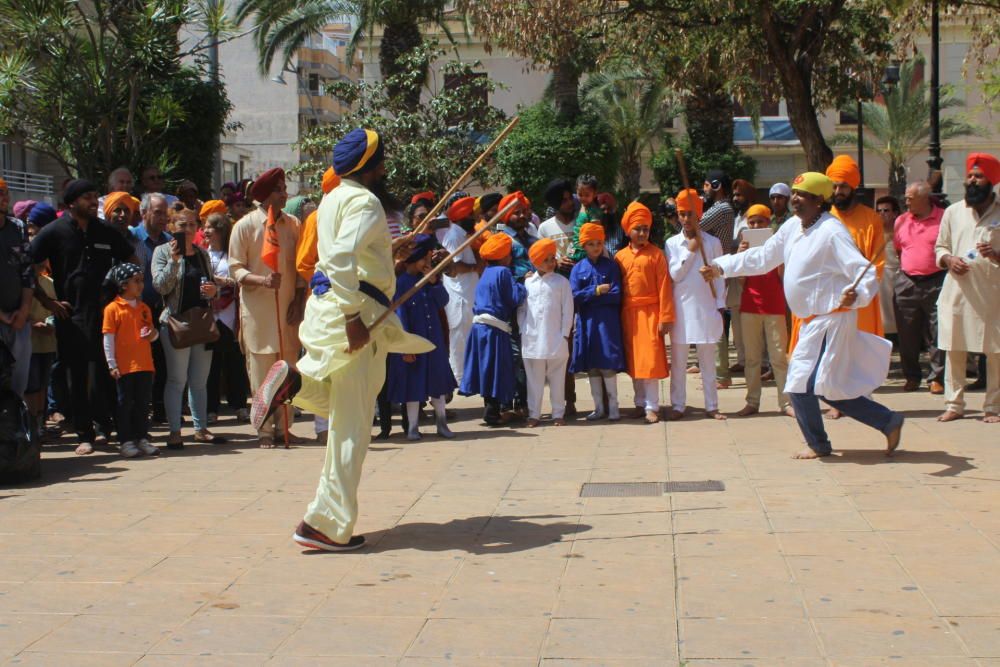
[406,427,422,441]
[137,439,161,457]
[585,410,606,422]
[235,408,250,423]
[120,441,141,458]
[251,361,302,432]
[292,522,366,552]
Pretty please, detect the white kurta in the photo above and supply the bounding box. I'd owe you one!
[665,232,726,344]
[441,223,479,381]
[934,198,1000,354]
[714,213,889,401]
[517,271,574,360]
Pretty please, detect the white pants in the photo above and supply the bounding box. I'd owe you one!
[524,355,569,419]
[944,350,1000,416]
[670,342,718,412]
[314,416,328,434]
[444,274,476,384]
[632,378,660,412]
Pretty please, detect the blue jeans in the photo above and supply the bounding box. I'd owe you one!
[160,325,212,433]
[788,338,903,456]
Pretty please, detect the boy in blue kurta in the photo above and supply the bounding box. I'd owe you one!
[460,230,527,426]
[570,222,626,421]
[387,235,457,440]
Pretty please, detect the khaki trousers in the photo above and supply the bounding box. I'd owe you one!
[741,312,790,411]
[944,350,1000,416]
[299,343,386,543]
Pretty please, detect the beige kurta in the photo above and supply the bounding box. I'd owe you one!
[228,207,303,355]
[934,198,1000,354]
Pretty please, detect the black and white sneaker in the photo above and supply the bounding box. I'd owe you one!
[251,361,302,432]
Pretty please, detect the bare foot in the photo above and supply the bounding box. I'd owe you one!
[937,410,962,422]
[259,436,275,449]
[644,410,660,424]
[736,404,758,417]
[717,379,732,389]
[667,409,685,421]
[983,413,999,423]
[707,410,727,420]
[791,448,828,459]
[553,418,566,426]
[824,408,842,420]
[783,406,796,418]
[885,421,903,456]
[526,418,539,428]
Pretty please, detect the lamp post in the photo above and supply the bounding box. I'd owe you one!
[856,98,865,188]
[928,0,943,191]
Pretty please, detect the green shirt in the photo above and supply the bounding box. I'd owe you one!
[570,203,605,262]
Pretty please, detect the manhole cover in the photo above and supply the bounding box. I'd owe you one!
[579,481,725,497]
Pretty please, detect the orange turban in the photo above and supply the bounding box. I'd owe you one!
[104,191,138,219]
[826,155,861,189]
[528,238,557,268]
[479,232,513,261]
[966,152,1000,184]
[199,199,228,221]
[578,222,605,246]
[745,204,772,221]
[0,178,7,191]
[447,196,477,222]
[675,188,704,218]
[499,191,530,222]
[322,167,340,194]
[620,201,653,234]
[411,191,436,205]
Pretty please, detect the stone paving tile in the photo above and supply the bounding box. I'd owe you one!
[2,372,998,664]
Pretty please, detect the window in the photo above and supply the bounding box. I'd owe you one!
[308,73,320,94]
[839,109,858,125]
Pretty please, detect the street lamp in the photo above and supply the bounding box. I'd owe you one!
[928,0,943,192]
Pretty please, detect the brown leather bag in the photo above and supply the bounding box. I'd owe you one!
[166,252,220,349]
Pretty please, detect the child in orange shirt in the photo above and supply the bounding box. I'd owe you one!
[615,202,674,423]
[102,263,160,458]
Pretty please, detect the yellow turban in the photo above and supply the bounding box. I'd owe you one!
[825,155,861,189]
[199,199,228,221]
[578,222,605,246]
[745,204,772,221]
[479,232,513,261]
[620,201,652,235]
[528,237,557,268]
[675,188,704,218]
[104,191,138,219]
[791,172,834,201]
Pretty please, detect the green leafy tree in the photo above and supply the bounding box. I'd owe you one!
[0,0,232,192]
[296,43,507,197]
[494,102,617,212]
[830,58,982,199]
[650,135,757,198]
[579,65,678,201]
[235,0,454,108]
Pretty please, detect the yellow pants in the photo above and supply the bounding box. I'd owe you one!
[944,350,1000,416]
[296,343,386,543]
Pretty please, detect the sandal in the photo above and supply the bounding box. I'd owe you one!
[166,432,184,450]
[194,430,226,444]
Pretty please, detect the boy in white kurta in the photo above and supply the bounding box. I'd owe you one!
[665,189,726,419]
[701,172,904,459]
[440,197,480,385]
[518,238,574,426]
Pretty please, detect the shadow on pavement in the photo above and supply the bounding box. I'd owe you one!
[823,449,976,477]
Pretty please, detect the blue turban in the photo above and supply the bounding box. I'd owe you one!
[333,128,384,177]
[27,202,58,227]
[404,234,437,264]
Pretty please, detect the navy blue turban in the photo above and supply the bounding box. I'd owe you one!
[333,128,384,177]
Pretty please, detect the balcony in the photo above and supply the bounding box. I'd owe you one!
[1,169,54,199]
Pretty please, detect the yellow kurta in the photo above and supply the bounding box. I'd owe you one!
[832,203,885,337]
[228,207,303,355]
[934,198,1000,354]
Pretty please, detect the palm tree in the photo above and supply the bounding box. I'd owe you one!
[580,66,677,201]
[234,0,454,108]
[832,58,982,200]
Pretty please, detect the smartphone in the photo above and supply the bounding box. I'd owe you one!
[174,231,186,249]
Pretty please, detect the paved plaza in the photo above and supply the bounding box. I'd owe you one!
[1,367,998,666]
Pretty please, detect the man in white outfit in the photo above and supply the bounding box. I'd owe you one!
[440,196,480,385]
[700,172,904,459]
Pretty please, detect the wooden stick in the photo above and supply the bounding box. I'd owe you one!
[850,237,889,292]
[273,289,290,449]
[674,149,718,299]
[360,199,519,343]
[411,116,521,235]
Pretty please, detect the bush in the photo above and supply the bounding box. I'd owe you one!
[650,135,756,197]
[496,102,618,214]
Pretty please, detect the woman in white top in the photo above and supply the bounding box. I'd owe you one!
[202,213,250,422]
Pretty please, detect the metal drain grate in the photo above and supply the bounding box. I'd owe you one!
[579,481,725,497]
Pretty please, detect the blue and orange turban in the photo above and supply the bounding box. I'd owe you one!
[334,128,384,177]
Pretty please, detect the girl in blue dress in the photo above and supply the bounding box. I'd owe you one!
[569,223,626,421]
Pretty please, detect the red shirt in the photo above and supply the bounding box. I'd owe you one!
[740,268,786,315]
[894,206,944,276]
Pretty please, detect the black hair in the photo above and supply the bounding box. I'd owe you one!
[875,195,901,214]
[544,178,575,209]
[576,174,599,191]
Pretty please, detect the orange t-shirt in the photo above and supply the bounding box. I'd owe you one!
[102,297,155,375]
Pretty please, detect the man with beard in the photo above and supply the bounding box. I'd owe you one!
[251,128,431,551]
[97,167,135,220]
[935,153,1000,423]
[700,172,904,459]
[769,183,794,230]
[441,196,480,385]
[700,169,738,388]
[30,180,137,454]
[538,178,579,274]
[229,168,307,448]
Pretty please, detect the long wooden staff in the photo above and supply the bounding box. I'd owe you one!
[674,149,718,299]
[411,116,520,235]
[359,199,519,345]
[849,237,889,292]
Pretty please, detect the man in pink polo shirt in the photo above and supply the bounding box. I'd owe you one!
[893,181,946,394]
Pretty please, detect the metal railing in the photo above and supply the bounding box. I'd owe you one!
[1,169,54,196]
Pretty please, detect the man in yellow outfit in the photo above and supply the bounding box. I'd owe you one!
[251,128,431,551]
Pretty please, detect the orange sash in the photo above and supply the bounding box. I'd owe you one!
[788,307,850,354]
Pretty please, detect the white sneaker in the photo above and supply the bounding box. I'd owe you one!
[120,441,141,458]
[137,439,161,457]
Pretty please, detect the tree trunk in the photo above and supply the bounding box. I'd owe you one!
[683,85,735,156]
[622,152,641,202]
[380,19,424,109]
[782,67,833,171]
[552,59,580,120]
[889,160,907,202]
